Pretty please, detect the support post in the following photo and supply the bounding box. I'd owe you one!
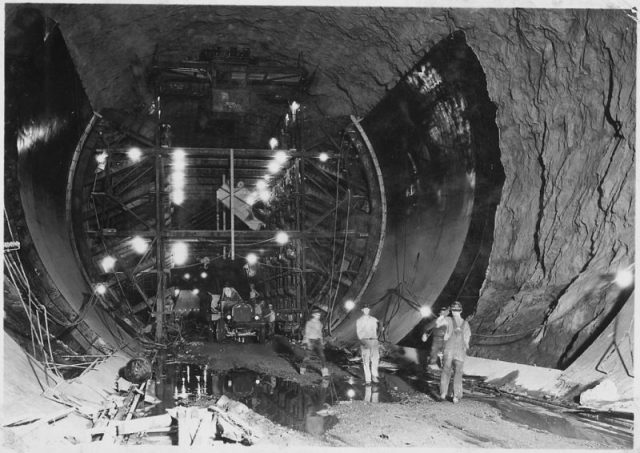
[230,148,235,261]
[154,150,165,342]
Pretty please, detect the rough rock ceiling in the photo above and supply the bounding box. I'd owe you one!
[6,5,636,368]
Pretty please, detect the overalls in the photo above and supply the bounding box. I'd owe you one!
[440,317,467,400]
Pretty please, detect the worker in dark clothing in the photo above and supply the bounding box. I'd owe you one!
[300,309,329,377]
[421,306,450,370]
[436,301,471,403]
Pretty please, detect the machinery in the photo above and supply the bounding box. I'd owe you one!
[219,301,268,343]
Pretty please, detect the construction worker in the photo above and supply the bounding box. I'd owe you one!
[356,305,380,385]
[421,306,449,370]
[436,301,471,403]
[300,309,329,377]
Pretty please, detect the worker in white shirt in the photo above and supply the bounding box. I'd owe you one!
[436,301,471,403]
[356,305,380,385]
[301,309,329,377]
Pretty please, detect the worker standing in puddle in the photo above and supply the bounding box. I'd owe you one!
[356,305,380,385]
[436,301,471,403]
[300,309,329,377]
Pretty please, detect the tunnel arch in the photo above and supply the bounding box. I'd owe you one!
[329,31,504,346]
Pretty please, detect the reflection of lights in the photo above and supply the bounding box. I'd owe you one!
[184,273,191,280]
[127,147,142,162]
[173,149,186,162]
[420,306,432,318]
[172,242,188,265]
[319,152,329,162]
[200,272,208,279]
[275,231,289,245]
[246,253,258,265]
[268,161,281,174]
[290,101,300,115]
[346,388,356,399]
[192,288,200,295]
[614,268,634,288]
[256,180,267,191]
[101,256,116,272]
[269,137,279,150]
[131,236,148,254]
[95,283,107,295]
[344,300,355,311]
[274,150,288,165]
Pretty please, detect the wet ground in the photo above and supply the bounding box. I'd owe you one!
[144,339,633,448]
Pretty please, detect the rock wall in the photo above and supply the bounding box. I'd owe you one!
[14,6,635,368]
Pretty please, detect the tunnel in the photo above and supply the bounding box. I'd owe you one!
[3,5,635,450]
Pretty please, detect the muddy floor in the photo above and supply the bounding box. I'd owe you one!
[155,337,632,449]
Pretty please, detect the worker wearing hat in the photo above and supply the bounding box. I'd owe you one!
[421,306,450,370]
[436,301,471,403]
[300,308,329,377]
[356,304,380,385]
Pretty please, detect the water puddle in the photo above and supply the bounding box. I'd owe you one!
[150,362,396,441]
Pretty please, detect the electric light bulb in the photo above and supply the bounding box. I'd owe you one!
[127,147,142,162]
[614,268,634,288]
[172,242,188,265]
[131,236,148,254]
[246,253,258,265]
[268,160,281,174]
[344,300,355,311]
[319,152,329,162]
[95,283,107,295]
[274,150,288,165]
[420,306,432,318]
[100,256,116,272]
[275,231,289,245]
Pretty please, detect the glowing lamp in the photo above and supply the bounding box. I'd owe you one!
[95,283,107,295]
[344,300,355,311]
[95,152,108,165]
[275,231,289,245]
[268,160,281,174]
[246,253,258,265]
[127,147,142,162]
[346,388,356,399]
[200,271,208,279]
[184,273,191,280]
[614,268,634,288]
[172,242,188,265]
[269,137,279,150]
[274,150,288,165]
[100,255,116,272]
[319,152,329,162]
[419,306,432,318]
[131,236,148,254]
[192,288,200,295]
[254,315,260,321]
[174,288,180,297]
[226,315,231,320]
